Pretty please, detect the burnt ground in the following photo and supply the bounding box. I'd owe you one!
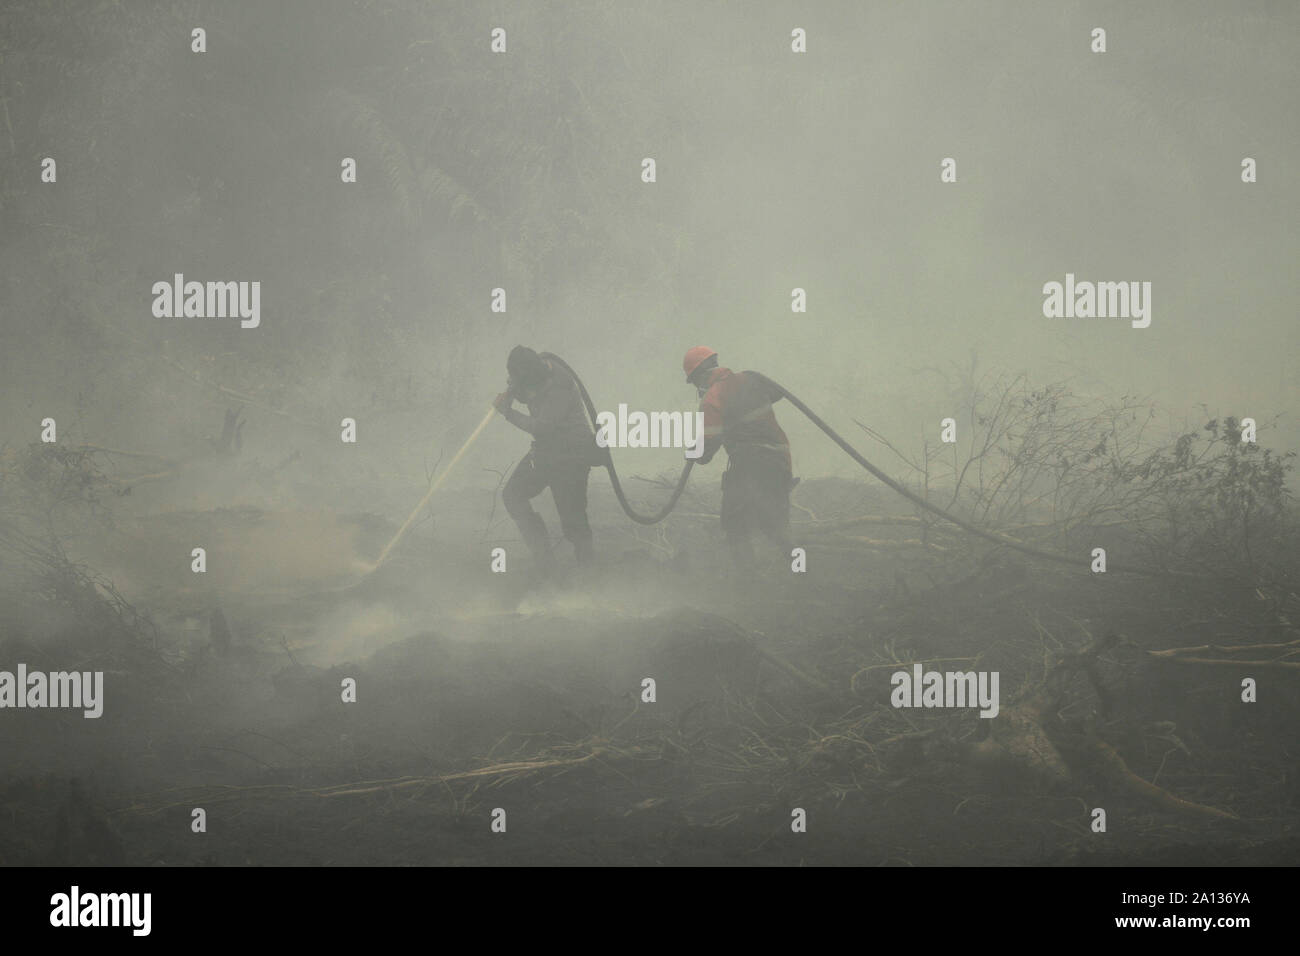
[0,474,1297,866]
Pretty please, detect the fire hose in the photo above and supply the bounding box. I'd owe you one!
[371,353,1184,578]
[546,353,1177,577]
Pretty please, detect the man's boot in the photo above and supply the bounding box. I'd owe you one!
[516,515,554,580]
[574,537,595,566]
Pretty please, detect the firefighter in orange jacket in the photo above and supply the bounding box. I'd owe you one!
[683,347,794,571]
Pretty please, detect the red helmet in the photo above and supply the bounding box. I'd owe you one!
[683,346,718,382]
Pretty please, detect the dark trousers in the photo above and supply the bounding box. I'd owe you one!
[503,451,593,563]
[720,452,792,569]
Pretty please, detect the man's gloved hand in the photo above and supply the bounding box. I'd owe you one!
[493,390,515,413]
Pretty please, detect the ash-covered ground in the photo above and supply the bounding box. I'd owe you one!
[1,449,1296,867]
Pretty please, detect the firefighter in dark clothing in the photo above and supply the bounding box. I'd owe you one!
[494,346,602,567]
[683,346,795,571]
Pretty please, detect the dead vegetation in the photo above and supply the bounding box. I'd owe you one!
[1,375,1297,864]
[0,442,158,649]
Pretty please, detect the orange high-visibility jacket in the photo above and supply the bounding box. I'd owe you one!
[696,367,791,469]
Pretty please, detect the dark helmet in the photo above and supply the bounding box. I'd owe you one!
[507,345,548,390]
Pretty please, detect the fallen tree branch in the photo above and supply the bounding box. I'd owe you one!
[799,515,930,533]
[974,630,1240,820]
[1149,637,1300,658]
[1148,655,1300,670]
[112,751,613,814]
[1074,735,1239,820]
[814,535,950,552]
[313,753,603,798]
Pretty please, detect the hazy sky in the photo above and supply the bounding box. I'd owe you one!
[3,0,1296,489]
